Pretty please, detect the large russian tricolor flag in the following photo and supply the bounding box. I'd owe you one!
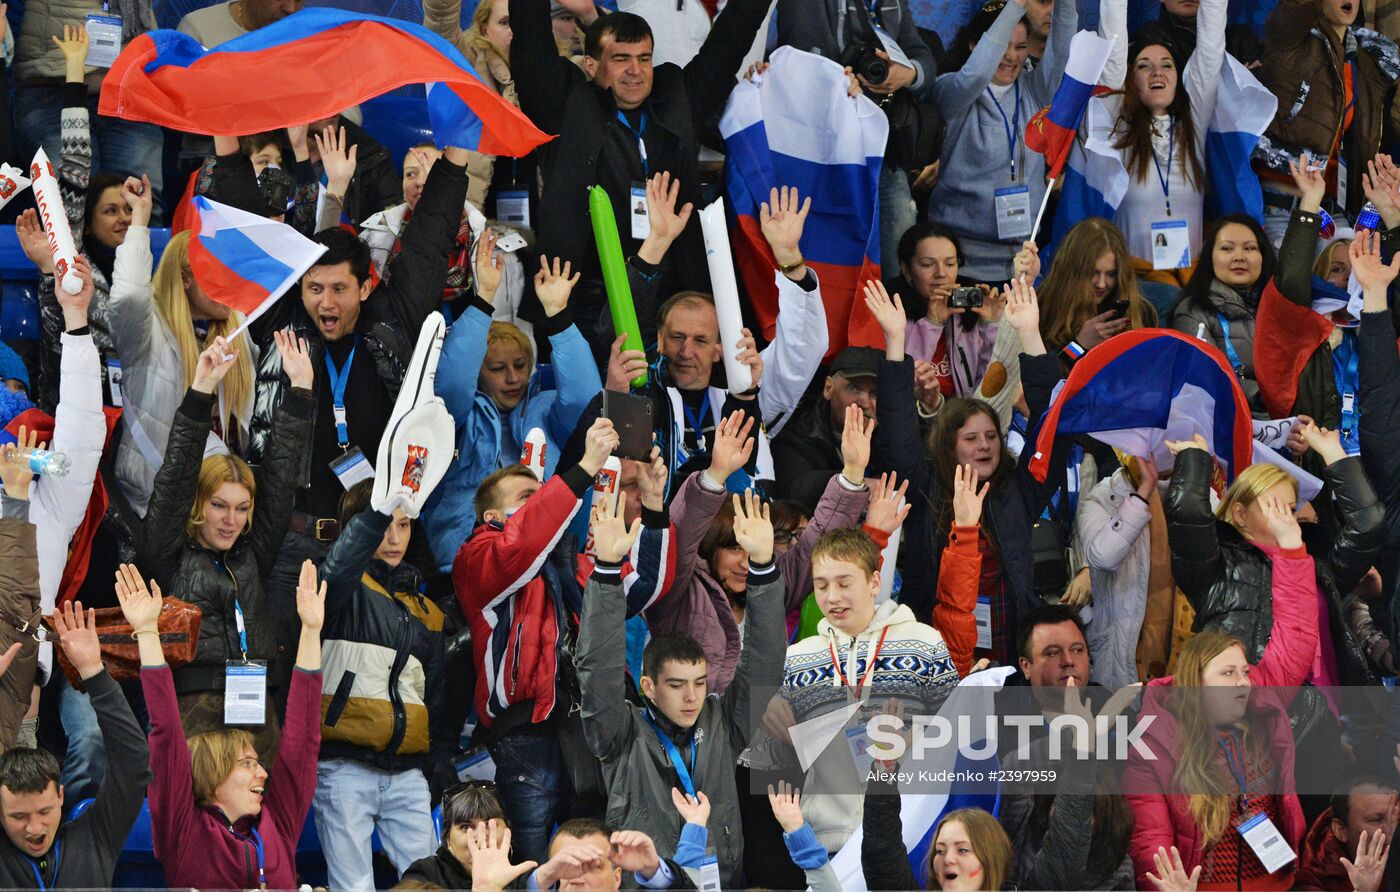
[1025,30,1113,181]
[1204,54,1277,222]
[98,8,550,156]
[1027,329,1254,484]
[189,195,327,325]
[719,46,887,359]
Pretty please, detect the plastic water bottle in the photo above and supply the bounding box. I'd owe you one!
[1357,201,1382,232]
[3,446,71,477]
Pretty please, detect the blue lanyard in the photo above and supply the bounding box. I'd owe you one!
[986,81,1022,180]
[616,110,649,176]
[28,837,60,892]
[224,824,266,889]
[1218,733,1249,796]
[1333,329,1360,438]
[233,600,249,660]
[643,710,699,797]
[1151,117,1176,217]
[682,394,711,447]
[322,335,359,449]
[1217,313,1245,376]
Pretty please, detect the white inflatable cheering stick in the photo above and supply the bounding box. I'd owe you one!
[697,197,753,394]
[373,312,456,518]
[584,457,624,558]
[521,428,548,481]
[30,149,82,295]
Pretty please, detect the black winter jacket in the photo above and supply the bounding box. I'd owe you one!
[871,352,1067,625]
[773,397,844,515]
[1164,447,1383,687]
[141,386,313,695]
[318,508,449,773]
[509,0,770,294]
[1359,305,1400,654]
[245,156,470,464]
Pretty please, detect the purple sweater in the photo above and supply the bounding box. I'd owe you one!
[142,664,322,890]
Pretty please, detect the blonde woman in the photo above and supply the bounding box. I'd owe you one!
[110,175,256,517]
[138,335,312,743]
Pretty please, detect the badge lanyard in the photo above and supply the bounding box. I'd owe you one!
[322,335,359,450]
[682,396,711,449]
[643,711,699,797]
[829,627,891,691]
[233,599,250,661]
[616,110,650,176]
[1151,117,1176,217]
[224,824,267,890]
[28,837,61,892]
[986,81,1022,181]
[1217,314,1245,378]
[1218,733,1251,810]
[1335,332,1360,437]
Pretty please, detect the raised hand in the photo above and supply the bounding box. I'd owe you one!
[1135,454,1160,499]
[1259,495,1303,549]
[760,186,811,276]
[592,494,642,564]
[0,426,41,498]
[734,327,764,395]
[274,328,313,390]
[466,820,537,892]
[535,256,581,318]
[605,334,649,392]
[314,126,359,197]
[193,336,238,394]
[121,175,154,229]
[862,280,906,359]
[766,781,804,833]
[840,403,874,483]
[951,462,991,526]
[114,563,162,635]
[636,446,667,512]
[285,123,310,162]
[295,559,326,632]
[473,230,504,304]
[51,600,102,680]
[732,489,774,564]
[1297,419,1347,465]
[1350,230,1400,313]
[1364,153,1400,230]
[1145,845,1201,892]
[608,830,661,878]
[579,417,620,477]
[535,841,609,888]
[670,788,711,826]
[1290,153,1328,213]
[706,411,756,485]
[61,255,96,327]
[865,471,911,534]
[643,171,693,247]
[1164,433,1210,455]
[16,210,54,274]
[1003,277,1045,353]
[52,24,88,82]
[1341,828,1390,892]
[913,360,943,412]
[1076,310,1130,350]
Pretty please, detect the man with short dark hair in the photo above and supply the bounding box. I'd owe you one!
[1296,775,1399,890]
[774,347,881,512]
[246,146,470,702]
[576,489,784,887]
[1015,604,1090,689]
[509,0,775,338]
[0,457,149,888]
[531,818,695,890]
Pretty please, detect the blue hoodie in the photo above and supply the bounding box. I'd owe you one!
[423,302,601,571]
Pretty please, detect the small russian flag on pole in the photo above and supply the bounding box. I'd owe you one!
[188,195,328,338]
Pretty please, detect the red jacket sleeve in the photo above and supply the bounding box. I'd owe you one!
[934,524,981,677]
[266,667,323,845]
[1254,545,1322,691]
[453,471,588,615]
[1254,280,1332,419]
[141,666,197,866]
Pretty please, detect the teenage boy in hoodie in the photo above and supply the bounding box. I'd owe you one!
[776,490,983,855]
[576,489,784,889]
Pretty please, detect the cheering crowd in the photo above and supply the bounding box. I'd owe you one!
[0,0,1399,885]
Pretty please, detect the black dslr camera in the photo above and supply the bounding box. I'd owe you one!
[839,40,889,86]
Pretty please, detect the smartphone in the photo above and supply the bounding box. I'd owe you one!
[1098,295,1130,319]
[602,389,656,462]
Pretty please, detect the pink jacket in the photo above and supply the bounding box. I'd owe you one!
[1124,546,1318,889]
[904,316,999,397]
[645,472,867,693]
[143,664,322,890]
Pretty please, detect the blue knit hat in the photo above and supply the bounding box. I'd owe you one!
[0,341,28,390]
[0,387,35,439]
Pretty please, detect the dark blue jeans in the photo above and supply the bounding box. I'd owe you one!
[487,730,568,867]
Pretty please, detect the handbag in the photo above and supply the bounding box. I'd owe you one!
[44,598,202,690]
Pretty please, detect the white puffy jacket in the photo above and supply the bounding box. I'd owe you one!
[1075,468,1155,689]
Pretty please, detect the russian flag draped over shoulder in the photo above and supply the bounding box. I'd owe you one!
[719,46,887,359]
[1028,329,1254,484]
[98,8,551,156]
